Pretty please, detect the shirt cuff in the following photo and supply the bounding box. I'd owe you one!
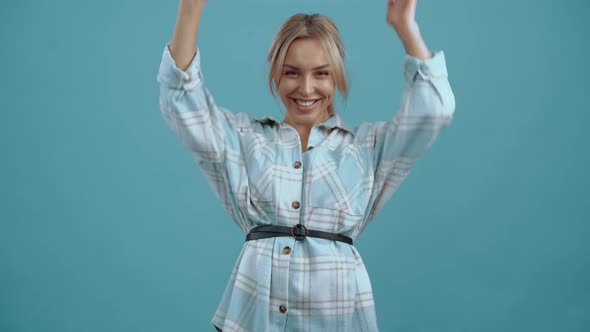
[157,43,203,90]
[403,50,448,83]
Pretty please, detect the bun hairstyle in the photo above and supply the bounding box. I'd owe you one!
[267,14,348,114]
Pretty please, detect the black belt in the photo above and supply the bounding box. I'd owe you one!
[246,224,353,245]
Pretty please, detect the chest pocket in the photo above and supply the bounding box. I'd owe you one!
[307,144,370,217]
[239,131,275,203]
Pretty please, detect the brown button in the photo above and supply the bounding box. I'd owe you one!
[293,161,302,169]
[291,201,300,209]
[279,304,288,313]
[283,246,291,255]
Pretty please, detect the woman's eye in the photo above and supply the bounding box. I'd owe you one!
[317,71,329,76]
[284,71,297,76]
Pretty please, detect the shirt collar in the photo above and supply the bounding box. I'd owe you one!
[255,113,354,134]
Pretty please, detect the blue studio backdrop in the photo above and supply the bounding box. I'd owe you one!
[1,0,589,331]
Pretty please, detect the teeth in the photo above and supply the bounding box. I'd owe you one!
[296,99,316,107]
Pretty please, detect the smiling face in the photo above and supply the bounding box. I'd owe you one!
[277,38,335,129]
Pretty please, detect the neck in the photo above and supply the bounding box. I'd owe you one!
[283,112,331,152]
[286,122,312,150]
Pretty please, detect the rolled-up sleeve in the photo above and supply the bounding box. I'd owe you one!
[157,44,249,223]
[357,50,456,222]
[403,50,455,118]
[157,44,205,91]
[157,44,244,164]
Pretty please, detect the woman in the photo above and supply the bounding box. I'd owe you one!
[157,0,455,331]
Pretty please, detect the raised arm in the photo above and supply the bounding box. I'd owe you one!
[356,0,455,224]
[157,0,253,221]
[169,0,206,71]
[387,0,431,60]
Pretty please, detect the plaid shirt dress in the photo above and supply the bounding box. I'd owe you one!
[157,43,455,332]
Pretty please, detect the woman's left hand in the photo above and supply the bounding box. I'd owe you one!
[386,0,432,60]
[386,0,418,33]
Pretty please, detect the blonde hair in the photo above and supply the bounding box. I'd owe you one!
[267,14,348,114]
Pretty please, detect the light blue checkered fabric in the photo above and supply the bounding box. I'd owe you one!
[157,44,455,332]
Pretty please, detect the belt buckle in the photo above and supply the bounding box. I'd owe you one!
[291,224,308,241]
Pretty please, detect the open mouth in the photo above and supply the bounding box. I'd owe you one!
[290,98,321,108]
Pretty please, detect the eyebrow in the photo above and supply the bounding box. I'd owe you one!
[283,64,331,70]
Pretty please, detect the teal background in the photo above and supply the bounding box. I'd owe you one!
[1,0,589,331]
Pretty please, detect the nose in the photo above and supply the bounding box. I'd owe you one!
[300,75,314,96]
